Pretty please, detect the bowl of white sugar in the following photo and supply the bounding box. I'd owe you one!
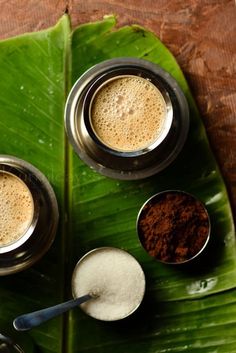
[71,247,146,321]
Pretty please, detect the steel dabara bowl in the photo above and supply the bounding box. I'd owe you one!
[136,190,211,265]
[71,247,146,321]
[65,57,189,180]
[0,155,59,275]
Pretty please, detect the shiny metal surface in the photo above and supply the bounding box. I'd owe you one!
[0,155,59,275]
[0,333,24,353]
[65,57,189,180]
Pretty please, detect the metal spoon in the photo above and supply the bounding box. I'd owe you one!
[13,294,94,331]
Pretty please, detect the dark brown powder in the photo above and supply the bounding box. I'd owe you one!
[138,191,210,263]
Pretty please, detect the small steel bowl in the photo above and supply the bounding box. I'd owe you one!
[136,190,211,265]
[71,247,146,321]
[65,57,189,180]
[0,333,24,353]
[0,155,59,275]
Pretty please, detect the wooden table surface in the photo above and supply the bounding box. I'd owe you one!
[0,0,235,217]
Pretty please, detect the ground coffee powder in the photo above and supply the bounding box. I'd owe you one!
[138,191,210,263]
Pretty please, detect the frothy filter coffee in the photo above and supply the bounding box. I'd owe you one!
[0,171,34,246]
[90,76,166,152]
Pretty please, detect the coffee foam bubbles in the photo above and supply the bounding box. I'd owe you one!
[91,76,167,152]
[0,171,34,246]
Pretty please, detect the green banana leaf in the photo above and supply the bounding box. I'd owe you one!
[0,14,236,353]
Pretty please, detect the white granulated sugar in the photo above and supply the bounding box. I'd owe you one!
[72,248,145,321]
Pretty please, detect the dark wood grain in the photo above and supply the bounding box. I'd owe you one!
[0,0,235,217]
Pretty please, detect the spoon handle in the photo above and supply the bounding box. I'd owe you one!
[13,294,92,331]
